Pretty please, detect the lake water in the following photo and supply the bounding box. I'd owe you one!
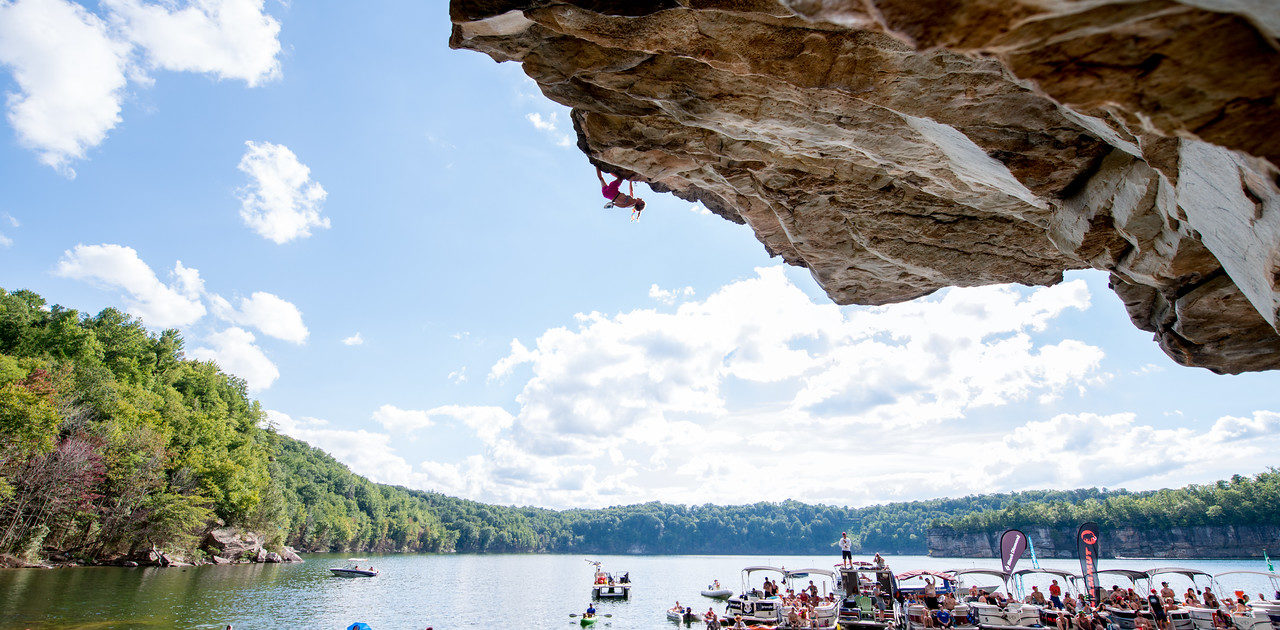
[1,554,1276,630]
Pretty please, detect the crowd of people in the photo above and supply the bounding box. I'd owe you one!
[902,577,1278,630]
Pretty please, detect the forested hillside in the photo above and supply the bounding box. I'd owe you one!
[2,286,1276,565]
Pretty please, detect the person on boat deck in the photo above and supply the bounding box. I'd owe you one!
[967,585,980,602]
[1063,593,1078,614]
[595,167,645,220]
[620,572,630,584]
[808,580,819,598]
[704,607,719,625]
[671,600,683,612]
[1160,582,1176,602]
[585,603,596,618]
[731,614,749,629]
[873,552,885,568]
[839,532,853,566]
[1203,588,1219,609]
[1050,580,1064,609]
[923,577,939,610]
[1032,586,1048,606]
[1183,589,1200,606]
[1148,589,1169,630]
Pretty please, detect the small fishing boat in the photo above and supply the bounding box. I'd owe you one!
[589,560,631,599]
[330,559,378,577]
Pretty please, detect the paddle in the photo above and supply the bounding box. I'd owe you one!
[569,613,613,618]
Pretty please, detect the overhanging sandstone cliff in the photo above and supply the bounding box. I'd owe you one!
[449,1,1280,373]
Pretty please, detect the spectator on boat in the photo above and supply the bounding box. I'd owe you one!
[788,607,802,627]
[1032,586,1048,606]
[924,577,939,609]
[874,553,886,568]
[671,601,683,612]
[937,608,955,629]
[1148,590,1168,630]
[808,580,819,599]
[1203,588,1220,609]
[732,614,749,629]
[967,585,980,602]
[1185,589,1200,606]
[839,532,854,566]
[1050,580,1064,609]
[1160,583,1176,602]
[943,593,958,611]
[1064,593,1078,614]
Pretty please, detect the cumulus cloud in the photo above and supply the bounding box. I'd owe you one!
[3,213,18,228]
[55,244,206,327]
[236,141,330,243]
[690,204,712,216]
[525,111,574,147]
[401,267,1120,507]
[210,290,308,343]
[0,233,10,248]
[648,283,695,305]
[190,326,278,390]
[448,368,467,384]
[0,0,130,174]
[372,404,433,433]
[341,332,363,346]
[0,0,282,174]
[103,0,281,85]
[268,410,433,488]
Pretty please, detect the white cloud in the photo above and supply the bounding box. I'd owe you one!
[103,0,280,86]
[3,213,19,228]
[452,331,470,341]
[399,267,1118,507]
[342,332,363,346]
[236,141,330,243]
[210,290,308,343]
[0,0,130,175]
[0,0,282,174]
[690,204,711,216]
[0,233,10,248]
[524,111,574,147]
[448,367,467,384]
[54,244,206,327]
[1210,410,1280,441]
[190,326,278,390]
[268,410,433,488]
[372,404,433,433]
[648,283,695,305]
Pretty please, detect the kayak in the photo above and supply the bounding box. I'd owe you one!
[580,616,598,626]
[700,588,733,599]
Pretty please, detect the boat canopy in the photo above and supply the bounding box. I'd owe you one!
[1215,571,1280,580]
[950,568,1010,579]
[788,568,836,579]
[1097,569,1149,582]
[1013,568,1080,579]
[898,570,957,581]
[1145,568,1212,580]
[743,565,786,574]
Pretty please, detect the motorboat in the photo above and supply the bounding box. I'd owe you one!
[782,567,840,628]
[589,560,631,599]
[899,570,966,630]
[1010,568,1082,629]
[948,568,1039,630]
[1145,567,1219,630]
[330,559,378,577]
[836,563,902,630]
[725,566,788,626]
[1216,571,1280,630]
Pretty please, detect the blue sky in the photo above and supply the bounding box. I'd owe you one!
[1,0,1276,509]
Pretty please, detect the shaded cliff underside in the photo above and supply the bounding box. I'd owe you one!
[450,0,1280,373]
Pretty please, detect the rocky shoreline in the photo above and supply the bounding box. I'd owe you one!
[0,527,304,570]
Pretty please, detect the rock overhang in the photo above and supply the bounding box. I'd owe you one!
[450,0,1280,373]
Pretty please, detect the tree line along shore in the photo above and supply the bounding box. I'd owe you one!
[1,287,1276,568]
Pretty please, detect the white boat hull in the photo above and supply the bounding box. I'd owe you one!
[593,584,630,599]
[702,589,734,599]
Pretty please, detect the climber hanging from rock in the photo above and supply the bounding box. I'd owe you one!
[596,167,645,222]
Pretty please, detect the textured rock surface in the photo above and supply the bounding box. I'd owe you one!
[929,524,1280,559]
[201,527,263,563]
[449,1,1280,373]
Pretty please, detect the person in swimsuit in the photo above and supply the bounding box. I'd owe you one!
[596,168,646,220]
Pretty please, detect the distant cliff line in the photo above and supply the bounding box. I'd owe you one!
[928,524,1280,559]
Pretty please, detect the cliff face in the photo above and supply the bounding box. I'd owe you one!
[449,1,1280,373]
[928,525,1280,559]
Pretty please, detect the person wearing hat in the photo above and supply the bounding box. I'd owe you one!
[1147,589,1168,630]
[1160,582,1176,602]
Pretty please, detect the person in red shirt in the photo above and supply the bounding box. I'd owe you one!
[1050,580,1064,609]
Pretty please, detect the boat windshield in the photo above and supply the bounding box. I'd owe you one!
[839,566,895,598]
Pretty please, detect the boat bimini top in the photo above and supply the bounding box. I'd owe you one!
[1097,569,1150,583]
[1145,568,1213,581]
[898,570,958,582]
[1012,568,1080,580]
[1214,571,1280,580]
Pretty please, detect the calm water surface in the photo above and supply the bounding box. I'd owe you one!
[1,554,1275,630]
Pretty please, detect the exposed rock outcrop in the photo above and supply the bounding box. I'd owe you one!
[201,528,263,563]
[280,546,304,563]
[449,1,1280,372]
[929,524,1280,559]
